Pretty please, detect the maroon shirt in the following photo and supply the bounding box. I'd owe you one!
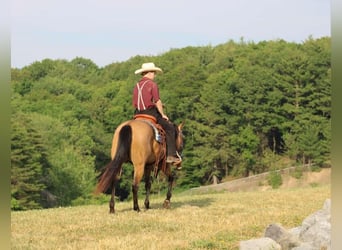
[132,77,160,110]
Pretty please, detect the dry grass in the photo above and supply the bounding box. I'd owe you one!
[11,184,330,250]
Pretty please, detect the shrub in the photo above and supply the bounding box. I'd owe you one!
[268,171,283,189]
[291,166,303,179]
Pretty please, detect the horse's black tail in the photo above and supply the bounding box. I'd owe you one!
[95,125,132,194]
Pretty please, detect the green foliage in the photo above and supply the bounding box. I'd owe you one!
[268,171,283,189]
[11,112,49,210]
[10,37,331,210]
[291,167,303,179]
[230,125,260,176]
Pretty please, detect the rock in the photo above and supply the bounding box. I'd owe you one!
[239,199,331,250]
[298,199,331,250]
[288,226,301,238]
[264,223,301,250]
[291,242,315,250]
[240,237,281,250]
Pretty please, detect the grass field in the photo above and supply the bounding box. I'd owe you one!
[11,184,330,250]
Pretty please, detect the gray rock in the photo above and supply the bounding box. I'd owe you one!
[264,223,301,250]
[288,226,301,238]
[240,237,281,250]
[291,242,315,250]
[299,199,331,250]
[239,199,331,250]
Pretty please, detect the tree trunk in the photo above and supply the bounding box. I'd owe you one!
[212,175,218,185]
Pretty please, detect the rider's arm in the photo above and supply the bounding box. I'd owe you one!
[155,99,169,121]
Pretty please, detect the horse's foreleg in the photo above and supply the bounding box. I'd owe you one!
[166,174,174,200]
[144,169,152,209]
[109,181,115,213]
[163,171,175,209]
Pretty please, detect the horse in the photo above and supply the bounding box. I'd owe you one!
[95,116,184,213]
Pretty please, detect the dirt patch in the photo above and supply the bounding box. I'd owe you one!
[281,168,331,189]
[189,168,331,194]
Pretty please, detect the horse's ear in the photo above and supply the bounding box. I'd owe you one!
[178,120,185,130]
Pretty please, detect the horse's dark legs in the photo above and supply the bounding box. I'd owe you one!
[132,184,140,212]
[163,170,175,209]
[109,181,115,213]
[144,173,152,209]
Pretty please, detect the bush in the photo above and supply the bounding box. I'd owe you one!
[291,166,303,179]
[268,171,283,189]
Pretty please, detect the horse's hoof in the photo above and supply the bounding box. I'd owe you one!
[109,209,115,214]
[144,200,150,209]
[163,200,171,209]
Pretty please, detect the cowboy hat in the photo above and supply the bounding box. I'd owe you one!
[134,62,163,75]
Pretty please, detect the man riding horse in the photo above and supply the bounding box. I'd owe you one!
[132,62,182,167]
[95,62,184,213]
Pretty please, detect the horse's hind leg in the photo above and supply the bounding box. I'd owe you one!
[109,166,122,213]
[132,164,144,212]
[109,181,115,213]
[132,184,139,211]
[144,166,153,209]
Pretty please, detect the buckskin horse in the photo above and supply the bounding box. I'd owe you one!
[95,115,184,213]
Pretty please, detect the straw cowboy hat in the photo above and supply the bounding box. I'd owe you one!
[134,62,163,75]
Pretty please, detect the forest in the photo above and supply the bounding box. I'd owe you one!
[11,37,331,210]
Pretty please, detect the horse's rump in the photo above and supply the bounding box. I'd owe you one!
[112,119,166,175]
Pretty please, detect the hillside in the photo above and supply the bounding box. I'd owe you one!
[11,183,330,250]
[188,168,331,194]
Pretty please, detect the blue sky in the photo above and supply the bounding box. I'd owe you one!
[11,0,330,68]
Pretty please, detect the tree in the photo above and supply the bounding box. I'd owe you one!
[229,125,260,177]
[11,113,50,210]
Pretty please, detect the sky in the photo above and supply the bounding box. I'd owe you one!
[11,0,330,68]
